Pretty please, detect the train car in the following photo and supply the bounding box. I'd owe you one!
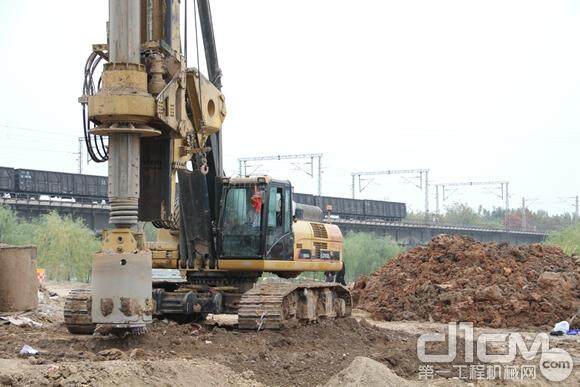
[12,168,108,200]
[363,199,406,221]
[60,173,75,196]
[2,166,408,219]
[292,192,316,206]
[318,195,365,218]
[0,167,15,192]
[15,169,48,194]
[47,171,63,194]
[81,175,107,198]
[292,192,406,221]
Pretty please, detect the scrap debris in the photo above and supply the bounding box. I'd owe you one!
[0,315,43,328]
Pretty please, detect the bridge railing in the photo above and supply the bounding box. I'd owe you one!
[0,195,109,210]
[332,217,548,236]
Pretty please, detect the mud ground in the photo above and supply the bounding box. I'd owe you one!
[0,282,578,386]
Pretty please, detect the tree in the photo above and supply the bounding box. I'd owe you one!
[343,232,402,282]
[546,223,580,256]
[0,206,99,282]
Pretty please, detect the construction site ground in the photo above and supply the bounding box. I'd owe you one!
[0,282,578,386]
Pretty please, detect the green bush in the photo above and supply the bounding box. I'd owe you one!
[546,223,580,256]
[0,205,34,245]
[0,206,99,282]
[298,232,403,283]
[343,232,403,283]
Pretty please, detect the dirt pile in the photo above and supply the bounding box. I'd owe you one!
[353,235,580,328]
[324,356,419,387]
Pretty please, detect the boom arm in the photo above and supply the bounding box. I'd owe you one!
[197,0,222,90]
[82,0,226,331]
[196,0,224,178]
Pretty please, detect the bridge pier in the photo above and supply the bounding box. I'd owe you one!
[1,198,110,234]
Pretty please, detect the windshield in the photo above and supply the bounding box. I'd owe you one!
[220,185,264,257]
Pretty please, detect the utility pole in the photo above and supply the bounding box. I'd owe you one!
[502,182,509,230]
[505,182,510,211]
[521,197,527,230]
[76,137,84,174]
[520,196,538,230]
[350,169,430,216]
[317,154,322,197]
[559,195,579,223]
[238,153,323,195]
[435,185,440,215]
[424,171,429,215]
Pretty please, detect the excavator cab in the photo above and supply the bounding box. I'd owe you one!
[218,177,294,260]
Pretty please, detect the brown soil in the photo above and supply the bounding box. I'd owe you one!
[1,278,578,386]
[353,235,580,328]
[324,356,419,386]
[0,358,262,386]
[0,286,424,387]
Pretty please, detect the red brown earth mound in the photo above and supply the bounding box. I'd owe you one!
[353,235,580,328]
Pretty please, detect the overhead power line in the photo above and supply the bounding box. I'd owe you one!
[350,169,430,215]
[432,180,509,215]
[0,123,77,138]
[238,153,323,195]
[0,145,76,154]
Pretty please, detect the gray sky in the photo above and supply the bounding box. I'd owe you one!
[0,0,578,214]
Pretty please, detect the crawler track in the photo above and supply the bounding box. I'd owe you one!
[64,282,353,333]
[63,288,96,335]
[237,282,352,330]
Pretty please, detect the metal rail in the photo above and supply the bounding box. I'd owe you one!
[0,197,108,210]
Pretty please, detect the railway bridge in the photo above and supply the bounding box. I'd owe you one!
[1,197,547,246]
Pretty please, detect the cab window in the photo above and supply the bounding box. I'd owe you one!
[284,187,291,233]
[221,186,264,257]
[268,187,283,228]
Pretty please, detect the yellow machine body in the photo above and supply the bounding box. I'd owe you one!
[218,220,343,274]
[68,0,350,333]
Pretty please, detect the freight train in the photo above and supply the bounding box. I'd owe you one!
[0,167,107,201]
[293,192,406,221]
[0,166,407,221]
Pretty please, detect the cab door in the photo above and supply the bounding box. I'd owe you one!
[265,183,293,260]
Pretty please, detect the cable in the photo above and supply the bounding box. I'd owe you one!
[0,145,76,154]
[80,51,108,162]
[0,123,77,138]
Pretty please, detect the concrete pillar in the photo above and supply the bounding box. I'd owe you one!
[0,246,38,312]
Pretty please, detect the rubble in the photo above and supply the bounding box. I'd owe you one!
[353,235,580,328]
